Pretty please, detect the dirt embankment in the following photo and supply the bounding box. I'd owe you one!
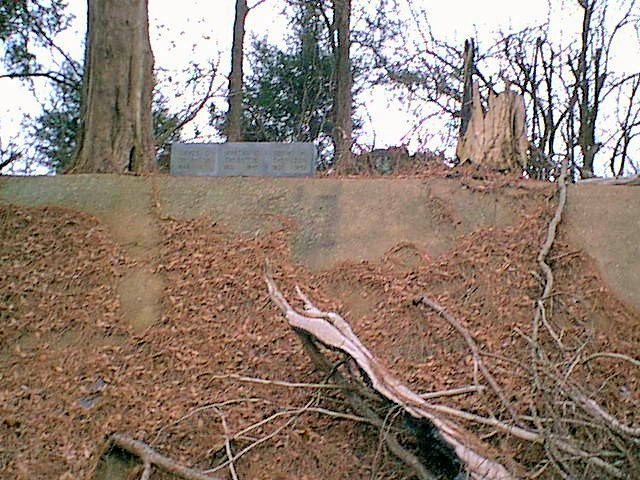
[0,174,638,479]
[1,175,638,314]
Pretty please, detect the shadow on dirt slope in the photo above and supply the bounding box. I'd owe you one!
[1,175,638,314]
[1,173,638,480]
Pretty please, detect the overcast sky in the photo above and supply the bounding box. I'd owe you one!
[1,0,637,174]
[145,0,554,147]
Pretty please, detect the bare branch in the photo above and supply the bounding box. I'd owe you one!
[0,71,77,89]
[266,269,515,480]
[108,433,223,480]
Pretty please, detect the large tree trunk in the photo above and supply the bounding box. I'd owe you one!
[332,0,353,172]
[70,0,155,173]
[456,82,529,171]
[226,0,248,142]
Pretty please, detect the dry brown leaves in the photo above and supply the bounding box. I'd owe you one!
[0,178,638,480]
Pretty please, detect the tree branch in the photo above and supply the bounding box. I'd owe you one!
[0,71,77,89]
[265,269,514,480]
[107,433,223,480]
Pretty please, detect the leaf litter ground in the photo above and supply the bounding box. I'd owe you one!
[1,177,638,479]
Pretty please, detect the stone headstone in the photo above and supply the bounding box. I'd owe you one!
[170,142,316,177]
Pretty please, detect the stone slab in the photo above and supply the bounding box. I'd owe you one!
[170,142,316,177]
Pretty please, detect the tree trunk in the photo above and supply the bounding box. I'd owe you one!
[460,39,475,137]
[575,0,602,178]
[456,82,529,171]
[227,0,248,142]
[332,0,353,172]
[70,0,155,173]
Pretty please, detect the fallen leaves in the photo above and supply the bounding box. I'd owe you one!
[1,187,638,479]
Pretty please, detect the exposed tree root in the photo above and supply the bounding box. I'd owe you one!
[529,159,636,478]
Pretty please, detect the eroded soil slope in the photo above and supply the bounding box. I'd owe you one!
[1,176,639,479]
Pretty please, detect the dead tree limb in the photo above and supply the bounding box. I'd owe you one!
[265,272,514,480]
[293,329,438,480]
[107,433,223,480]
[414,295,519,423]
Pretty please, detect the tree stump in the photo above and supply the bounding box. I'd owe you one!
[456,82,529,171]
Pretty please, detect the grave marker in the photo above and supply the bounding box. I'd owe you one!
[170,142,316,177]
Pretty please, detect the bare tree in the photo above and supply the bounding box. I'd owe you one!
[226,0,249,142]
[609,75,640,176]
[496,28,574,178]
[373,0,640,180]
[226,0,270,142]
[71,0,155,173]
[568,0,639,178]
[572,0,603,177]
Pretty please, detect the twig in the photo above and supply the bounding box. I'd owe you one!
[226,405,378,445]
[160,60,220,144]
[209,373,352,390]
[108,433,222,480]
[420,385,486,399]
[371,405,404,480]
[0,71,77,89]
[152,398,264,445]
[539,302,565,349]
[581,352,640,368]
[554,376,640,438]
[419,403,539,442]
[212,408,239,480]
[206,397,316,475]
[415,295,519,423]
[0,150,22,171]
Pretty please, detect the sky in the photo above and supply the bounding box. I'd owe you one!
[144,0,553,147]
[1,0,637,174]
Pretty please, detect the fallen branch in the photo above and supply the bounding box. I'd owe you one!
[108,433,223,480]
[266,271,513,480]
[414,295,519,422]
[266,271,629,479]
[292,328,438,480]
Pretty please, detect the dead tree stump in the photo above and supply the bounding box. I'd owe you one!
[456,82,529,171]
